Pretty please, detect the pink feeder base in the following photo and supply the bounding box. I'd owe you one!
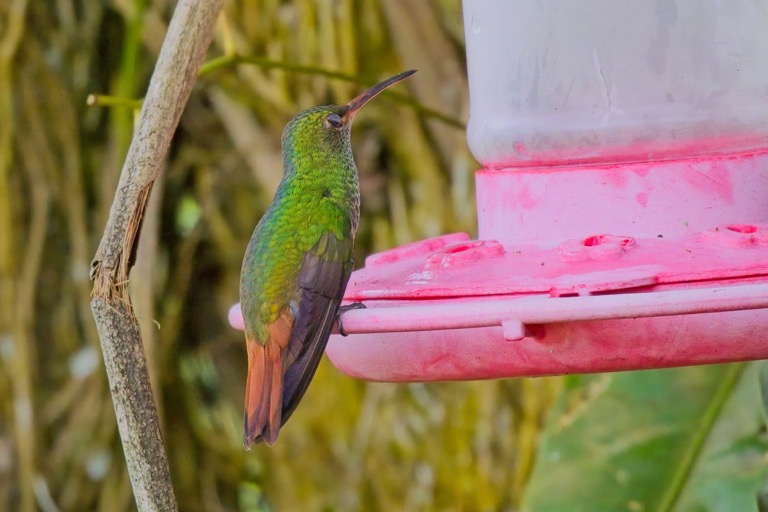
[326,311,768,382]
[229,151,768,382]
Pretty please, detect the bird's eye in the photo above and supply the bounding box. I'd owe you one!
[325,113,343,129]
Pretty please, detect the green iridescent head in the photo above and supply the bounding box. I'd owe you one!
[281,70,416,159]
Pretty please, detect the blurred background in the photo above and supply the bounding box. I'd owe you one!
[0,1,559,510]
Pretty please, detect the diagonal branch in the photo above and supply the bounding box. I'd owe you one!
[89,1,223,511]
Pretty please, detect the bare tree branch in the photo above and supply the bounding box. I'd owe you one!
[89,1,223,511]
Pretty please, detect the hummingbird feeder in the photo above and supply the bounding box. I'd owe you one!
[231,0,768,382]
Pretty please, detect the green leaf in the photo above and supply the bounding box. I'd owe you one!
[521,363,768,512]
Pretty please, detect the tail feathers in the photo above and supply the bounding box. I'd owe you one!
[243,339,284,448]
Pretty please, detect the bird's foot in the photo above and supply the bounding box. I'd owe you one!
[337,302,367,337]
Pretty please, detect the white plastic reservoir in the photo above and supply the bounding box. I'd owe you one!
[463,0,768,168]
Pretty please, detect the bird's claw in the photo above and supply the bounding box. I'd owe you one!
[337,302,367,337]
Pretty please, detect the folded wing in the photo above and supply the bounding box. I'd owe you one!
[244,231,353,447]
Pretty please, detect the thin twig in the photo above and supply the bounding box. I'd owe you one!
[89,1,223,511]
[91,54,465,128]
[87,93,143,109]
[201,54,465,128]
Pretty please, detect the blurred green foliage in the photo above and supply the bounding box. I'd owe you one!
[0,1,559,510]
[522,363,768,512]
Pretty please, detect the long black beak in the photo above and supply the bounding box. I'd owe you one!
[345,69,417,119]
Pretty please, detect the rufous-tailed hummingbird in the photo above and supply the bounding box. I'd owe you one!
[239,70,416,447]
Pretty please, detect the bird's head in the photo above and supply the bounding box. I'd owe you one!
[281,70,416,159]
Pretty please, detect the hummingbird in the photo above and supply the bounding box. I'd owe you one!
[239,70,416,447]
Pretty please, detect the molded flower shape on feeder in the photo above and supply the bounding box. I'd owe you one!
[699,224,768,249]
[557,234,636,263]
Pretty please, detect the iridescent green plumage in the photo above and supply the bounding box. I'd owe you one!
[241,105,359,342]
[239,70,416,447]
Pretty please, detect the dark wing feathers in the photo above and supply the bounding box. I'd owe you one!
[280,232,353,423]
[249,232,353,444]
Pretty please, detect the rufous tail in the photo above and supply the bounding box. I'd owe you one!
[243,339,284,448]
